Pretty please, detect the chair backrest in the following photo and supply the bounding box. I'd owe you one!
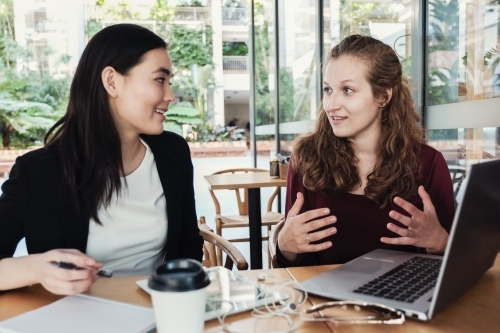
[208,168,281,215]
[199,216,249,270]
[448,165,466,209]
[268,218,285,268]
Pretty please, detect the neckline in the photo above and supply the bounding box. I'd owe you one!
[121,139,151,178]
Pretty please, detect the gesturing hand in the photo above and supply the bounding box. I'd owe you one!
[35,249,103,295]
[277,192,337,262]
[381,186,449,254]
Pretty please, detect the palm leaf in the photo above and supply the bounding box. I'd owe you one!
[163,121,183,135]
[166,104,201,117]
[165,115,203,125]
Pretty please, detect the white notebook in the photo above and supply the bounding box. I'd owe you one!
[0,293,155,333]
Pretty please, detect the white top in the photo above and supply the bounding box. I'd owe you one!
[86,139,167,277]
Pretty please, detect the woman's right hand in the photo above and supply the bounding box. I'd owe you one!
[277,192,337,262]
[34,249,102,295]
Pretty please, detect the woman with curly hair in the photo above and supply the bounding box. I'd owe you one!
[275,35,454,267]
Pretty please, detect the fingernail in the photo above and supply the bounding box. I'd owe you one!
[326,242,332,247]
[331,228,336,234]
[323,209,329,214]
[330,217,336,223]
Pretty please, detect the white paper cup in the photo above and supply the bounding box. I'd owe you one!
[148,259,210,333]
[150,287,207,333]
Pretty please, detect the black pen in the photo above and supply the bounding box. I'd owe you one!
[49,261,113,278]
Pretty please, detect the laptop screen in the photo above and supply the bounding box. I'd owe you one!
[429,159,500,317]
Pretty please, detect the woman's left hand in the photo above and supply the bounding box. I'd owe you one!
[380,186,449,254]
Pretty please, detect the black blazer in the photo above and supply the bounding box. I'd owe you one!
[0,131,203,263]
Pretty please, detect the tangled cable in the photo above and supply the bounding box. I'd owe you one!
[206,274,308,333]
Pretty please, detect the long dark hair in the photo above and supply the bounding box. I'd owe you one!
[293,35,423,207]
[45,24,167,223]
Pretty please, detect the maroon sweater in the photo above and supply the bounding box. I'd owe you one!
[276,144,455,267]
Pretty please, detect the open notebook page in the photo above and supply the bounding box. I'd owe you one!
[0,293,155,333]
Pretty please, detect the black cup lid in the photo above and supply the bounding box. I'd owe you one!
[148,259,210,292]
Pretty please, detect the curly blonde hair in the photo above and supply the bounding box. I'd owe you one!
[293,35,424,207]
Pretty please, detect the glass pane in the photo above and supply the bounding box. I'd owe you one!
[278,0,318,123]
[427,127,500,204]
[427,0,500,106]
[253,0,276,127]
[324,0,413,78]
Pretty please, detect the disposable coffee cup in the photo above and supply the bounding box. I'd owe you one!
[148,259,210,333]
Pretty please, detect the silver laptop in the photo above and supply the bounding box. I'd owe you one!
[298,159,500,321]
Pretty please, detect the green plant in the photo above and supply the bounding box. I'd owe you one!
[253,3,273,126]
[165,24,213,71]
[163,102,202,135]
[462,46,499,67]
[224,0,242,8]
[427,0,460,106]
[103,1,141,20]
[192,124,245,142]
[222,42,248,56]
[178,0,204,7]
[0,99,59,148]
[149,0,174,24]
[428,0,459,51]
[0,2,70,148]
[427,67,457,106]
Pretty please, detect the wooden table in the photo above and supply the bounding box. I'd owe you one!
[204,172,286,269]
[1,256,499,332]
[286,253,500,333]
[0,268,330,333]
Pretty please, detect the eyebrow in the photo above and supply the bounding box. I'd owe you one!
[152,67,174,77]
[323,79,355,84]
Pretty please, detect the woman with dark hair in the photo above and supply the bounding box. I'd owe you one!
[275,35,454,267]
[0,24,202,294]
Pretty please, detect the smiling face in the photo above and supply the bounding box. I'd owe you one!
[106,48,174,139]
[322,55,388,145]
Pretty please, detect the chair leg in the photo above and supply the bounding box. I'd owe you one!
[216,219,223,267]
[267,225,272,269]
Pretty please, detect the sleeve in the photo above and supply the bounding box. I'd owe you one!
[274,157,316,267]
[176,139,204,262]
[0,157,29,260]
[425,152,455,233]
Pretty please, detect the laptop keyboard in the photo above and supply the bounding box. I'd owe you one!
[352,256,441,303]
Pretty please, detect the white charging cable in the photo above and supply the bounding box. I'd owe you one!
[209,273,308,333]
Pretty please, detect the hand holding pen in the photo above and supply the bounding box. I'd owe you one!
[35,249,105,295]
[49,261,113,278]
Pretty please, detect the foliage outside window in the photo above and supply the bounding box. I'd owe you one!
[0,0,67,149]
[222,42,248,56]
[177,0,205,7]
[253,1,274,126]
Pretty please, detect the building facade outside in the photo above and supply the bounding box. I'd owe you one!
[12,0,251,132]
[250,0,500,175]
[9,0,500,171]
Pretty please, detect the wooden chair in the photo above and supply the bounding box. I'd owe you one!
[208,168,284,268]
[268,219,285,268]
[199,216,249,270]
[448,165,466,210]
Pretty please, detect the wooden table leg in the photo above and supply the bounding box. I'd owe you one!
[248,188,263,269]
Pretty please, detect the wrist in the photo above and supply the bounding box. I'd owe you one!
[427,229,449,255]
[277,239,297,262]
[27,254,43,285]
